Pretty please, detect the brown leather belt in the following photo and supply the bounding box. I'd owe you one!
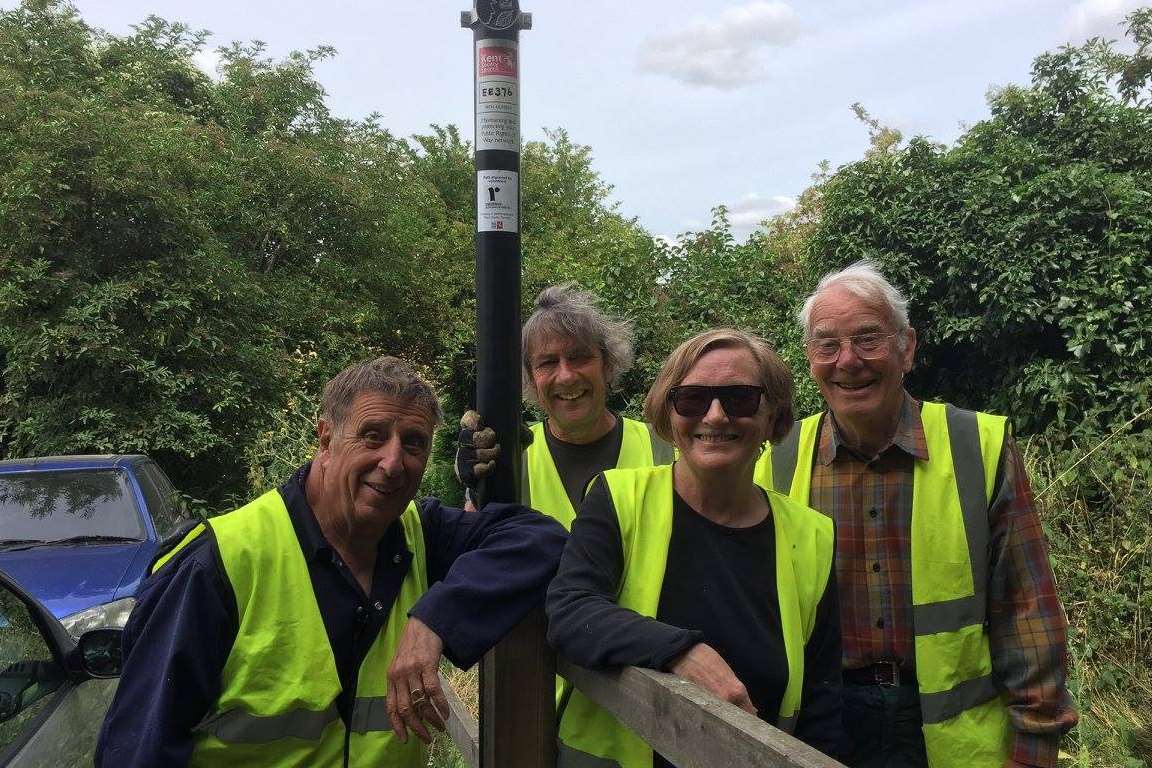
[843,661,916,687]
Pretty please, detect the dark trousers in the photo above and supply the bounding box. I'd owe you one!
[841,681,929,768]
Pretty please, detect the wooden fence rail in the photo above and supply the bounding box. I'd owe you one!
[444,657,846,768]
[558,659,846,768]
[441,671,480,768]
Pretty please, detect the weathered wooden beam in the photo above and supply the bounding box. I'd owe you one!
[440,673,480,768]
[481,606,556,767]
[558,660,846,768]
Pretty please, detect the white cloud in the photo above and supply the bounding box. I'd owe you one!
[728,193,796,237]
[1064,0,1143,41]
[638,1,801,89]
[674,194,794,241]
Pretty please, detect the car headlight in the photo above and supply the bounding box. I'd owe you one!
[60,597,136,638]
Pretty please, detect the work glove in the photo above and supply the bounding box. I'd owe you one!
[454,410,500,490]
[453,411,536,489]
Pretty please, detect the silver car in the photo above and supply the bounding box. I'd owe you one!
[0,568,121,767]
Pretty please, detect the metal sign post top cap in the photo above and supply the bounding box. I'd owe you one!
[460,0,531,30]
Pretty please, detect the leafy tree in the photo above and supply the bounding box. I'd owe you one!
[807,12,1152,434]
[0,1,444,504]
[0,2,673,507]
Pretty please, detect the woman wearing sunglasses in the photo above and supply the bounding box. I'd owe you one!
[547,328,843,768]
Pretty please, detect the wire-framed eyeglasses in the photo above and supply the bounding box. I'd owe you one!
[804,332,900,363]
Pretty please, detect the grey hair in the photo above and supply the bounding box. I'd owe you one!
[521,283,635,398]
[798,259,911,341]
[320,356,444,430]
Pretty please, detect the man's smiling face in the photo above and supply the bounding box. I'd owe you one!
[807,285,915,436]
[528,334,610,441]
[314,391,434,532]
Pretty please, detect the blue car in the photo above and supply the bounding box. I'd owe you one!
[0,455,188,638]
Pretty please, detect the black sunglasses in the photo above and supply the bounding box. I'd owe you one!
[667,385,766,419]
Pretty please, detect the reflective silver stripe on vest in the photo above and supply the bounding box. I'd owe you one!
[196,702,340,743]
[776,408,992,635]
[350,695,393,733]
[943,404,991,617]
[776,713,798,733]
[770,421,804,494]
[521,451,532,505]
[557,742,622,768]
[646,423,675,465]
[919,674,1000,725]
[912,592,986,635]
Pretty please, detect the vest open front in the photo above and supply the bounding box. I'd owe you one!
[556,465,833,768]
[754,402,1011,768]
[157,491,429,768]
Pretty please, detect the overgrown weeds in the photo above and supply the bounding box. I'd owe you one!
[1023,413,1152,767]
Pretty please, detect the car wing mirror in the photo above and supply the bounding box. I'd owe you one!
[76,629,123,678]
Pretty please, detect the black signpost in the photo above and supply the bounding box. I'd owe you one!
[461,3,554,766]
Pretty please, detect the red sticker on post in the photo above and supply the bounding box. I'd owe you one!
[478,46,517,77]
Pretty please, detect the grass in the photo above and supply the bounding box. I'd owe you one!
[1022,418,1152,768]
[1060,659,1151,767]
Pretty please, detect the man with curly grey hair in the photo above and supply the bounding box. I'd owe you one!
[756,261,1076,768]
[458,284,672,528]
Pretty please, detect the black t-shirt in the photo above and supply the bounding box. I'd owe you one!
[543,415,625,510]
[657,491,788,724]
[546,474,844,763]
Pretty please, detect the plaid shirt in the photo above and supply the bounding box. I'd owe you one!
[808,393,1077,768]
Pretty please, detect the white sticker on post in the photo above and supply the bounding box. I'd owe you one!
[477,170,519,233]
[475,39,519,153]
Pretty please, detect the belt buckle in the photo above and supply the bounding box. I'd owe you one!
[874,660,900,687]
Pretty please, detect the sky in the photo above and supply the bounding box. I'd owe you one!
[10,0,1146,240]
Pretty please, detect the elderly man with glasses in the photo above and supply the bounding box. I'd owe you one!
[755,261,1076,768]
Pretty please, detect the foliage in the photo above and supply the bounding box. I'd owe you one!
[647,207,822,418]
[1022,414,1152,767]
[806,13,1152,435]
[0,2,656,506]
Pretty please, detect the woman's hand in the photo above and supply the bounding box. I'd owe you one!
[667,643,756,715]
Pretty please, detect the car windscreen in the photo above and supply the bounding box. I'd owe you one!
[0,469,145,543]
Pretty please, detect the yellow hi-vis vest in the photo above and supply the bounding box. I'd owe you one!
[754,401,1011,768]
[523,416,674,530]
[152,490,429,768]
[556,464,834,768]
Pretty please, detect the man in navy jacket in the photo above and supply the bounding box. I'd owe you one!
[97,356,566,767]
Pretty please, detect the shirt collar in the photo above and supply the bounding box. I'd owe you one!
[279,462,411,565]
[817,392,929,465]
